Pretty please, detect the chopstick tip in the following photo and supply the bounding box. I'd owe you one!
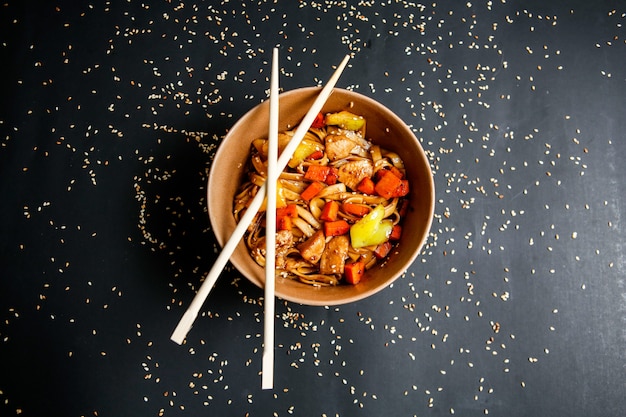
[170,328,187,345]
[261,371,274,390]
[170,310,197,345]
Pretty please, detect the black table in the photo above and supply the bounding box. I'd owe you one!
[1,1,624,416]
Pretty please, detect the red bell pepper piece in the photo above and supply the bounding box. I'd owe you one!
[311,112,325,128]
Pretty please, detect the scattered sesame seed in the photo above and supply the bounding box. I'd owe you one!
[2,1,622,416]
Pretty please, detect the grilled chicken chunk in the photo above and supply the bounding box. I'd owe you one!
[275,230,294,269]
[325,134,356,161]
[252,230,294,269]
[319,235,350,275]
[298,230,326,264]
[336,159,374,190]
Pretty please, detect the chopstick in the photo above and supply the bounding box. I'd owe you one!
[170,53,350,346]
[261,47,280,390]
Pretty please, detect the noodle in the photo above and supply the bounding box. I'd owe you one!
[234,110,409,286]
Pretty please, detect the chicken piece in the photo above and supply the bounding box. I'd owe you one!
[251,236,267,267]
[327,128,371,156]
[298,230,326,264]
[252,230,294,269]
[337,159,374,190]
[319,235,350,275]
[325,134,356,161]
[275,230,294,269]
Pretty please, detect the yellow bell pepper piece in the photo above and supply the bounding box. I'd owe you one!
[259,181,287,211]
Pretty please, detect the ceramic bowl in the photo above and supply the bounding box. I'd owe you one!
[208,87,434,305]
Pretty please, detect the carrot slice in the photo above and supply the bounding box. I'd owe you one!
[276,203,298,218]
[304,165,330,182]
[325,167,339,185]
[320,201,339,222]
[342,203,370,217]
[344,261,365,285]
[356,177,375,195]
[301,182,325,202]
[304,165,339,185]
[374,170,403,199]
[388,165,404,179]
[390,179,409,197]
[373,168,389,182]
[276,215,292,231]
[373,241,392,259]
[397,199,409,217]
[323,220,350,236]
[389,224,402,240]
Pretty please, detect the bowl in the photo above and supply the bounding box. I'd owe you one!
[208,87,434,305]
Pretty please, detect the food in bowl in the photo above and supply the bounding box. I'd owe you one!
[233,110,410,287]
[208,87,434,305]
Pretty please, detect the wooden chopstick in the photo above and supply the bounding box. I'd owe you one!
[170,53,350,346]
[261,47,280,390]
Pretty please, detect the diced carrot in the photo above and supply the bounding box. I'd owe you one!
[390,179,409,197]
[320,200,339,222]
[342,203,370,217]
[304,165,339,185]
[388,165,404,179]
[389,224,402,240]
[276,215,292,231]
[373,169,388,182]
[307,150,324,160]
[356,177,375,195]
[373,241,392,259]
[323,220,350,236]
[374,170,403,199]
[276,203,298,218]
[301,182,325,202]
[311,112,325,128]
[325,167,339,185]
[304,165,330,182]
[344,261,365,285]
[398,199,410,217]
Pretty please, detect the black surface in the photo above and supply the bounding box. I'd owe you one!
[1,1,625,416]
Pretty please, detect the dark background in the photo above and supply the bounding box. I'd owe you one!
[1,1,624,416]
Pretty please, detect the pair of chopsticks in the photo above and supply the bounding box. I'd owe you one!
[170,48,350,389]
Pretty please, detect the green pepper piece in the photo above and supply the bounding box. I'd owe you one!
[325,111,366,131]
[350,205,393,249]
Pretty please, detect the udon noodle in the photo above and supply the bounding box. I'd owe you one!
[233,110,410,286]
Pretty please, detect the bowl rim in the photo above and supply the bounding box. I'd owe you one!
[208,86,435,305]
